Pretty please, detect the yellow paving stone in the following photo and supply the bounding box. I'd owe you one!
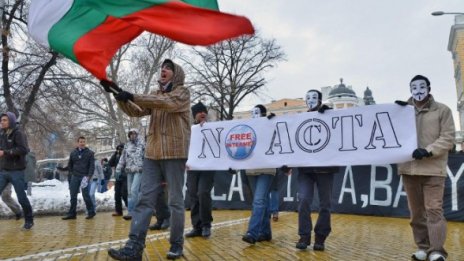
[0,211,463,260]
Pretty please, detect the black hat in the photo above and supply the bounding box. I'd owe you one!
[162,59,175,72]
[116,144,124,150]
[191,101,208,117]
[254,104,267,117]
[410,75,430,87]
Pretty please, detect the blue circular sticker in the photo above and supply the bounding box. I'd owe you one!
[225,125,257,160]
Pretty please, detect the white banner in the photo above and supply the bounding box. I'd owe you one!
[187,104,417,170]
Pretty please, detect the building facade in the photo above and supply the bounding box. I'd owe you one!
[448,14,464,139]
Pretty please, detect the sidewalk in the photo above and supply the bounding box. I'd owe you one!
[0,210,463,260]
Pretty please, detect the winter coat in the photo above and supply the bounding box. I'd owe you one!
[298,166,340,175]
[24,152,37,182]
[0,127,28,171]
[102,162,112,180]
[398,96,455,177]
[68,147,95,177]
[116,138,145,174]
[91,159,104,181]
[246,168,276,176]
[117,61,191,160]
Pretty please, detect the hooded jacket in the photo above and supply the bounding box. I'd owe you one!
[117,60,191,160]
[0,112,29,170]
[398,95,455,176]
[116,131,145,174]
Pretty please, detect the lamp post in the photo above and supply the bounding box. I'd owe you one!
[431,11,464,16]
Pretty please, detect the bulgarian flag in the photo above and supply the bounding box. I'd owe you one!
[28,0,254,80]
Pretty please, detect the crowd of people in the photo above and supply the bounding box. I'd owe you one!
[0,58,454,261]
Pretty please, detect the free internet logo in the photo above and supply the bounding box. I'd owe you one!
[225,125,257,159]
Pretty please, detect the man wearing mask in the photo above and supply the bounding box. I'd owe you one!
[116,129,145,220]
[62,136,96,220]
[290,90,338,251]
[395,75,455,261]
[103,59,190,260]
[185,102,215,238]
[0,112,33,229]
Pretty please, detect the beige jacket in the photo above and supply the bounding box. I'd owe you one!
[246,168,276,176]
[117,61,191,160]
[398,96,455,176]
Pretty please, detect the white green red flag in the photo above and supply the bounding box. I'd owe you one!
[28,0,254,79]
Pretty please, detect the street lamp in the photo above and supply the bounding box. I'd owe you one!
[431,11,464,16]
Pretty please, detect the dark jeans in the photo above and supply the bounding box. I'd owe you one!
[187,170,214,229]
[114,177,128,214]
[129,159,186,247]
[68,175,95,216]
[154,184,170,221]
[297,171,334,240]
[0,170,33,222]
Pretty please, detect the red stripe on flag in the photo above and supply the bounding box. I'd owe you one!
[74,1,254,79]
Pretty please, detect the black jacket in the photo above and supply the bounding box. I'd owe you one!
[68,147,95,177]
[0,128,29,170]
[298,166,339,175]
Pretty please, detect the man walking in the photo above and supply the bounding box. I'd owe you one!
[104,59,190,260]
[396,75,455,261]
[62,136,96,220]
[0,112,34,229]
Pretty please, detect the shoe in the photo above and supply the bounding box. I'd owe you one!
[313,235,325,251]
[62,215,77,220]
[428,252,446,261]
[85,213,96,219]
[241,234,256,244]
[185,228,202,238]
[295,236,310,250]
[160,219,170,229]
[122,215,132,220]
[272,213,279,222]
[23,221,34,230]
[112,212,123,216]
[108,242,143,261]
[166,244,183,260]
[149,219,164,230]
[202,227,211,238]
[15,213,22,220]
[256,234,272,242]
[412,249,427,261]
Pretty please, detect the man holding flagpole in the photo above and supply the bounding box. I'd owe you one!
[103,59,190,260]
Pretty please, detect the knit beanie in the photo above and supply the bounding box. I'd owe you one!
[191,101,208,117]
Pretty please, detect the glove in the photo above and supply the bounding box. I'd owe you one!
[412,148,432,160]
[100,80,122,93]
[228,168,237,174]
[80,176,89,189]
[317,104,331,113]
[395,100,409,106]
[280,165,290,174]
[267,113,276,120]
[114,91,134,102]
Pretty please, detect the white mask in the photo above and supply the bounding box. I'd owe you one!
[305,91,320,110]
[251,107,261,118]
[410,79,429,102]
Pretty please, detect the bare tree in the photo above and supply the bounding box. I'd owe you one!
[182,33,285,120]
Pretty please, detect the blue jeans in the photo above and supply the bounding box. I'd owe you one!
[0,170,33,222]
[68,175,95,216]
[127,172,142,215]
[100,179,108,193]
[269,190,279,214]
[297,170,334,240]
[246,174,274,240]
[89,179,99,209]
[128,159,186,248]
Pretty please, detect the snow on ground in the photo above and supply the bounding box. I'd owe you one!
[0,179,115,218]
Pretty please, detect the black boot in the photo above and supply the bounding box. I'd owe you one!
[295,236,310,250]
[108,241,143,261]
[313,235,326,251]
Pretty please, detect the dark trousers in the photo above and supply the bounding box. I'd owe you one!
[187,170,214,229]
[0,170,33,222]
[114,177,128,214]
[68,175,95,216]
[154,185,170,221]
[297,171,334,240]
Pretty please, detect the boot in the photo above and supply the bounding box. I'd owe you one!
[295,236,310,250]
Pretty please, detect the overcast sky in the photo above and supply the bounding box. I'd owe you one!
[220,0,463,123]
